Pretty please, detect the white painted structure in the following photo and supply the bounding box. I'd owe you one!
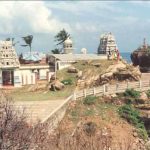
[63,37,73,54]
[48,54,107,70]
[98,32,118,59]
[0,41,51,88]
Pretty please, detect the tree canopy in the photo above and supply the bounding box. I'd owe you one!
[51,29,70,54]
[55,29,70,46]
[21,35,33,53]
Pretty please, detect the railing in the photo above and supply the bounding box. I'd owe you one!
[74,80,150,100]
[42,80,150,130]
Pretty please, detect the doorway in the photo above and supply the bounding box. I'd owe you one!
[2,70,14,86]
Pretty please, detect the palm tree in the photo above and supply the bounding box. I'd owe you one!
[5,38,19,46]
[21,35,33,53]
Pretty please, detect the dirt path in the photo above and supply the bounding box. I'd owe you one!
[13,100,65,124]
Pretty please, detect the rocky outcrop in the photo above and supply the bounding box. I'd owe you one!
[76,61,141,88]
[98,62,141,85]
[131,45,150,72]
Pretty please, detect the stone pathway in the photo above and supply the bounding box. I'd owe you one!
[13,100,65,124]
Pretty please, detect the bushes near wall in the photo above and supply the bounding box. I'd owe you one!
[61,79,73,85]
[118,104,148,140]
[124,88,140,99]
[83,96,97,105]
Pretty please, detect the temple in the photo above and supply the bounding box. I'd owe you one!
[0,41,50,88]
[0,33,119,88]
[98,32,118,59]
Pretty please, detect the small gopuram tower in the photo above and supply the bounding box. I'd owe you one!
[0,41,20,87]
[63,37,73,54]
[98,32,118,59]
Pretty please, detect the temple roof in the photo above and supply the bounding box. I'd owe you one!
[22,52,45,61]
[0,41,20,68]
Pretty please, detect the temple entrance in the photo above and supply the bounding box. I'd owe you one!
[2,70,14,86]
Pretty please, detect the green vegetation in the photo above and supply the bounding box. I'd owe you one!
[83,96,97,105]
[61,79,73,85]
[21,35,33,53]
[7,85,73,101]
[124,88,140,99]
[118,104,148,140]
[51,29,70,54]
[146,89,150,98]
[84,108,95,116]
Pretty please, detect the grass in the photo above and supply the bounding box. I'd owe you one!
[7,60,114,101]
[57,60,114,87]
[6,85,74,101]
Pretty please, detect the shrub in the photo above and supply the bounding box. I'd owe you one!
[118,104,148,140]
[83,96,97,105]
[124,88,140,99]
[61,79,73,85]
[84,109,95,116]
[118,104,140,125]
[83,122,97,136]
[146,89,150,98]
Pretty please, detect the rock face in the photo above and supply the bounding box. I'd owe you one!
[99,62,141,85]
[131,41,150,72]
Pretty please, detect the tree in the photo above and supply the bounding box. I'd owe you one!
[51,29,70,54]
[5,38,19,46]
[55,29,70,46]
[51,48,60,54]
[21,35,33,53]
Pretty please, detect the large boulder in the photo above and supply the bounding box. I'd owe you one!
[68,66,78,73]
[50,80,65,91]
[131,45,150,72]
[99,62,141,84]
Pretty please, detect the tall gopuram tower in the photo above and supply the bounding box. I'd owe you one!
[98,32,118,59]
[0,41,20,87]
[63,37,73,54]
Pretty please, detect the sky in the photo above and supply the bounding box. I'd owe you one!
[0,1,150,54]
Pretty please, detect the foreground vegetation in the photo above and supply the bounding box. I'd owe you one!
[2,87,150,149]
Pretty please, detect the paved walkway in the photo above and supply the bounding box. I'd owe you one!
[13,100,65,124]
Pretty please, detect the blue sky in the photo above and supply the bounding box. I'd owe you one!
[0,1,150,54]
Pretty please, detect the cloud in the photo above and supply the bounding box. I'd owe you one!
[0,1,71,34]
[47,1,122,16]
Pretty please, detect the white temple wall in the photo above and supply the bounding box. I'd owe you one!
[20,69,35,85]
[57,61,72,70]
[14,69,22,87]
[39,69,49,80]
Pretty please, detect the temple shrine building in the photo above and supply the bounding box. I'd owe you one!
[97,32,119,59]
[0,41,51,88]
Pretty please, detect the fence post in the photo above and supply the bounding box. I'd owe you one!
[103,84,106,95]
[139,80,142,91]
[84,89,87,97]
[73,92,76,100]
[93,87,96,95]
[127,81,129,89]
